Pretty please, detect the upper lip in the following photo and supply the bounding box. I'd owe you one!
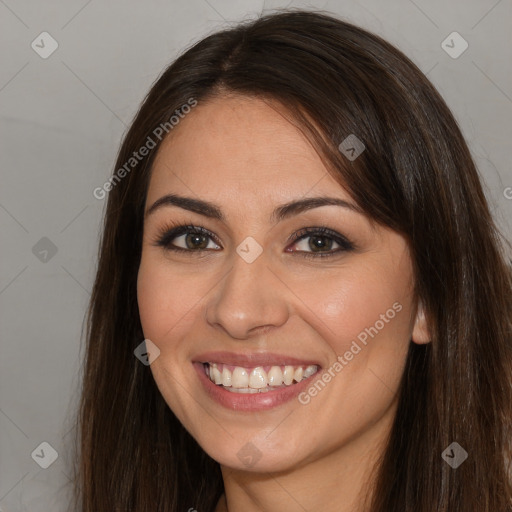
[194,351,322,368]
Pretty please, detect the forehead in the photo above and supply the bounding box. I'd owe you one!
[147,94,351,205]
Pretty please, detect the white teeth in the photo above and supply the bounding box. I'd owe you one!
[205,363,319,391]
[226,387,260,394]
[249,367,267,389]
[231,367,249,388]
[267,366,283,386]
[211,364,222,385]
[304,365,317,378]
[283,366,294,385]
[221,367,231,386]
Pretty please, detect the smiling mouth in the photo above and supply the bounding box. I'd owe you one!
[203,362,320,393]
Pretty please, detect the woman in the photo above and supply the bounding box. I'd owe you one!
[73,9,512,511]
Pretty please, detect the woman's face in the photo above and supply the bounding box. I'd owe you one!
[137,94,429,473]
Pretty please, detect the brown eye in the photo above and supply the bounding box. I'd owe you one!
[155,225,221,253]
[287,227,355,259]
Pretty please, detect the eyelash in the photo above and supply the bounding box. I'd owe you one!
[152,221,355,259]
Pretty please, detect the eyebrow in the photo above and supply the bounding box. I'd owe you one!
[145,193,361,223]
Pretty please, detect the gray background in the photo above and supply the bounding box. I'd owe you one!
[0,0,511,510]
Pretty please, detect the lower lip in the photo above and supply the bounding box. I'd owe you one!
[193,363,318,412]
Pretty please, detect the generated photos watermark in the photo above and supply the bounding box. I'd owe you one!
[298,301,403,405]
[93,97,198,200]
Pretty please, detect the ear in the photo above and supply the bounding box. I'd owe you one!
[412,299,431,344]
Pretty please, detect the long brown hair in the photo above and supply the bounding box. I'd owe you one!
[70,9,512,511]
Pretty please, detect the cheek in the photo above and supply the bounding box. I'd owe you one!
[295,262,414,424]
[137,261,170,342]
[291,269,412,448]
[136,257,203,420]
[136,255,204,344]
[299,265,412,356]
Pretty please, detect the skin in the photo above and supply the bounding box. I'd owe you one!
[136,94,430,511]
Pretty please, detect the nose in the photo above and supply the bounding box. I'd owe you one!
[204,248,290,340]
